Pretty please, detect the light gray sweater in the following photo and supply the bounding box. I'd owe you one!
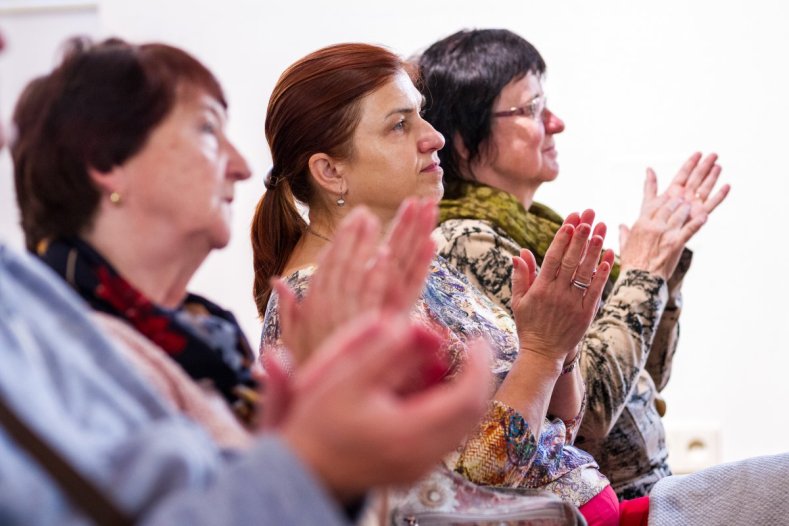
[0,245,351,525]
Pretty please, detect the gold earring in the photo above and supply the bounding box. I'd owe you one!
[109,192,122,205]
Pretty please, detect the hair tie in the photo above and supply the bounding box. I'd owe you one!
[264,167,281,191]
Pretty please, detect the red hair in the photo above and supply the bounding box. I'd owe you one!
[251,43,405,316]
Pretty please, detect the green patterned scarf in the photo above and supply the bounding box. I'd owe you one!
[438,181,620,283]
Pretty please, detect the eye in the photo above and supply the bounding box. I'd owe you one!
[201,120,218,135]
[393,118,407,132]
[531,96,547,119]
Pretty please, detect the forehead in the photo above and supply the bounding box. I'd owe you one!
[497,71,543,104]
[174,87,227,119]
[358,71,423,119]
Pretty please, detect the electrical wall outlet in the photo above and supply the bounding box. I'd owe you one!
[665,424,722,475]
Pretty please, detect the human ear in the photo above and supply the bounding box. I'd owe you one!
[87,165,126,205]
[453,131,470,161]
[307,152,345,196]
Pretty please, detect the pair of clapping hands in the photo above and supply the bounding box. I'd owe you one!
[511,152,729,366]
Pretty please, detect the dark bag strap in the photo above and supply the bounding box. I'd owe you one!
[0,395,135,525]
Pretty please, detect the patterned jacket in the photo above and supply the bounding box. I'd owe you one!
[434,219,692,499]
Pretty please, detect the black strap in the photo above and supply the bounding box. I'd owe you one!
[0,395,135,525]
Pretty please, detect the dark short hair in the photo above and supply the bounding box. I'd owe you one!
[11,37,226,251]
[417,29,545,197]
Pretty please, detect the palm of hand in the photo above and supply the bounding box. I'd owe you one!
[664,182,709,222]
[661,151,728,221]
[512,277,592,361]
[277,199,437,366]
[510,220,612,363]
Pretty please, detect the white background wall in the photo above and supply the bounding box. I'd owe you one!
[1,0,787,465]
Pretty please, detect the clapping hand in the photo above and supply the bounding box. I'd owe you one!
[263,314,491,501]
[620,152,729,280]
[274,198,437,365]
[662,152,729,222]
[511,211,614,364]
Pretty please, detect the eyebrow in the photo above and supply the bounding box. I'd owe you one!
[202,102,227,123]
[517,93,541,104]
[384,96,427,120]
[500,93,542,110]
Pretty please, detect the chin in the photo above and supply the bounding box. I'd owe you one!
[423,182,444,203]
[209,224,232,250]
[542,167,560,183]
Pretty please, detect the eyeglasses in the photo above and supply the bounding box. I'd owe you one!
[492,95,547,120]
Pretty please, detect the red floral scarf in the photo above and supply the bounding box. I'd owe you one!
[38,238,258,424]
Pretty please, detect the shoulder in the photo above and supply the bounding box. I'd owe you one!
[434,218,507,246]
[283,266,317,294]
[265,266,317,316]
[260,266,316,355]
[434,219,520,259]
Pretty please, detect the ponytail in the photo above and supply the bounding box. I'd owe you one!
[254,43,405,319]
[250,173,306,318]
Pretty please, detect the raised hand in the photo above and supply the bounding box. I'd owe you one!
[511,213,613,363]
[274,206,380,365]
[275,198,436,365]
[662,152,730,221]
[377,198,437,315]
[494,213,611,430]
[620,165,713,280]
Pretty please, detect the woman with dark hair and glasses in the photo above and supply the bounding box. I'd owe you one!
[418,28,730,499]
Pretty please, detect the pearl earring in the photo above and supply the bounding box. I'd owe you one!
[109,192,122,205]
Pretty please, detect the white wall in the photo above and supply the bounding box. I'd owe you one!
[2,0,787,464]
[0,2,100,247]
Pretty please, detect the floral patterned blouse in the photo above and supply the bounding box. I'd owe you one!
[261,256,610,507]
[434,218,693,499]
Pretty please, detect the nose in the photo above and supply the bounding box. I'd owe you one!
[543,108,565,135]
[225,139,252,181]
[418,121,445,153]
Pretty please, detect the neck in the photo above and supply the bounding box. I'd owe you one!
[309,204,392,239]
[467,165,539,210]
[285,204,391,275]
[82,211,210,309]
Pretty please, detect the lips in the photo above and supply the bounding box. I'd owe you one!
[420,161,442,173]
